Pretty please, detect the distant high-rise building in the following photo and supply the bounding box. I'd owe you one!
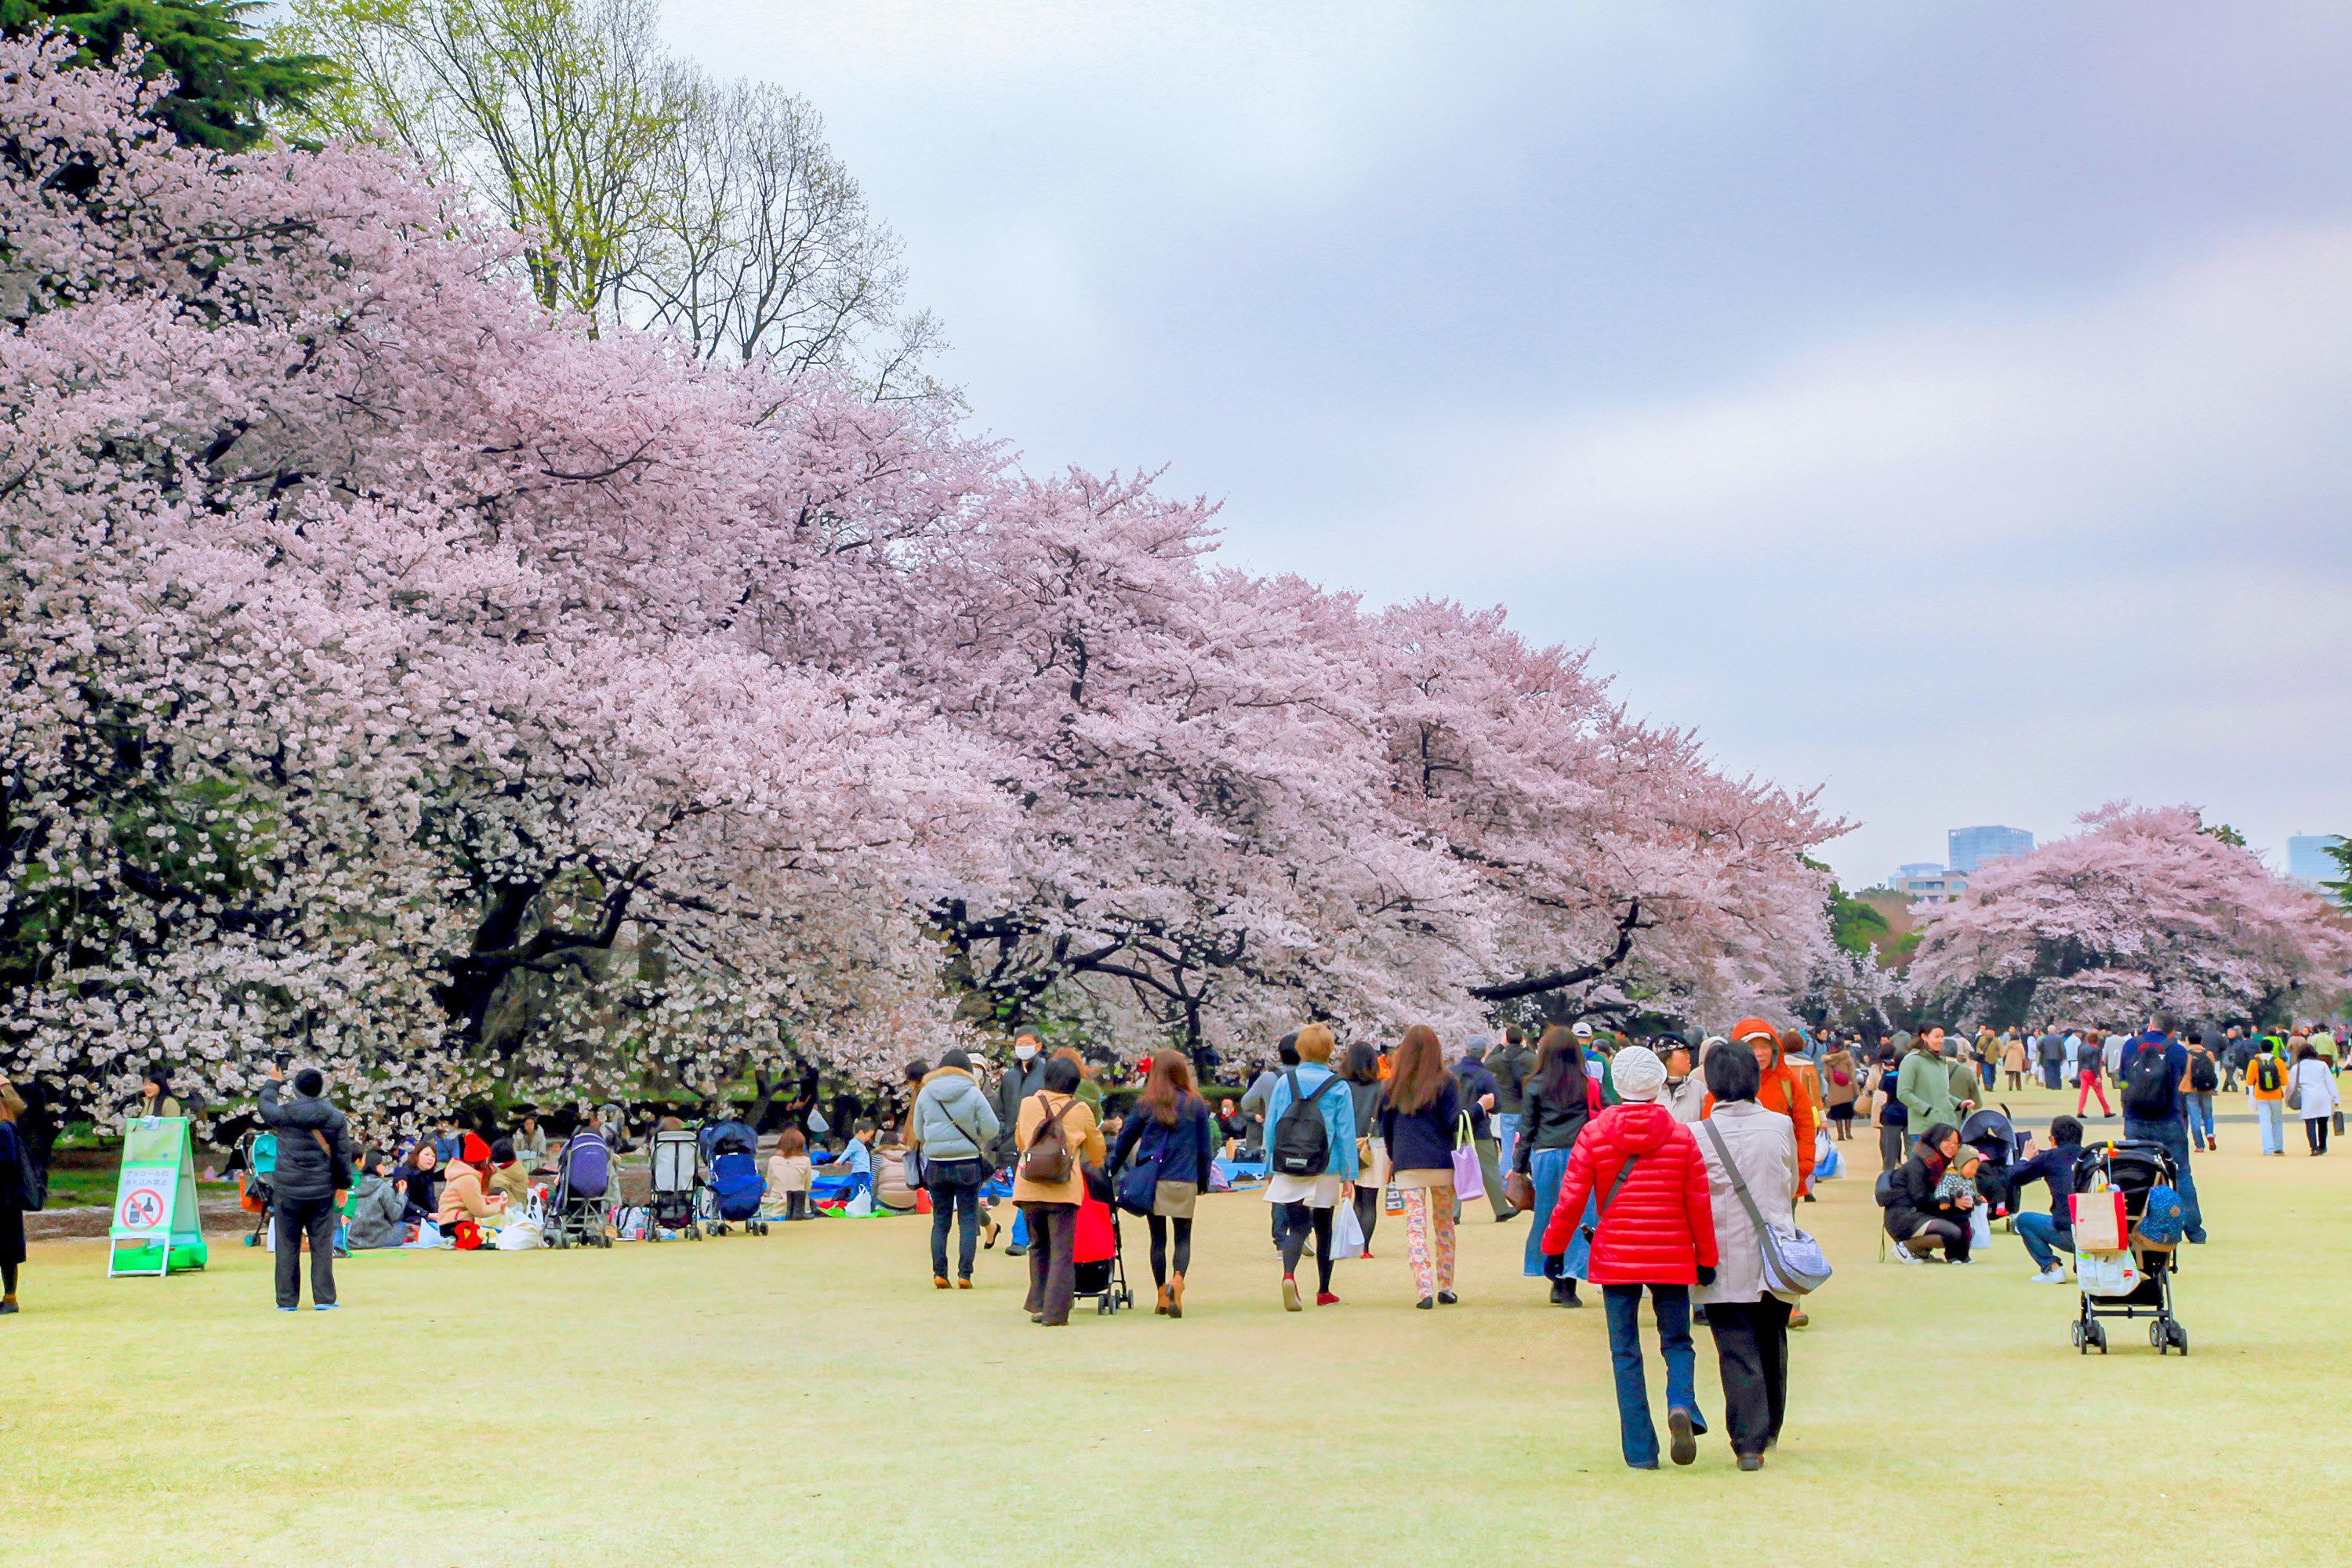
[1947,825,2035,875]
[2287,833,2345,884]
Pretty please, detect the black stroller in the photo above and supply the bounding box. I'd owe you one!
[1076,1165,1134,1316]
[1959,1106,2027,1225]
[2067,1140,2187,1356]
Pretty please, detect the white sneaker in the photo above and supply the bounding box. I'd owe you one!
[1892,1244,1923,1264]
[2028,1265,2067,1283]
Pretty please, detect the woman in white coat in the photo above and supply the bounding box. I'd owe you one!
[1693,1042,1800,1471]
[2289,1042,2340,1155]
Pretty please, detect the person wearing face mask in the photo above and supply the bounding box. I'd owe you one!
[991,1035,1051,1257]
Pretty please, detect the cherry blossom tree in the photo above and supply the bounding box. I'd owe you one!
[1907,804,2352,1027]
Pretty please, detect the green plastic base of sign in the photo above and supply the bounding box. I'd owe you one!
[109,1240,209,1275]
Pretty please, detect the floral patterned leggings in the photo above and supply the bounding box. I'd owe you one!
[1400,1185,1457,1298]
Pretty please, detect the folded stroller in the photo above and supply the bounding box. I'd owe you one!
[698,1120,768,1236]
[546,1128,615,1249]
[647,1127,704,1241]
[2067,1139,2187,1356]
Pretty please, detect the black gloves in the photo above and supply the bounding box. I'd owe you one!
[1695,1264,1717,1287]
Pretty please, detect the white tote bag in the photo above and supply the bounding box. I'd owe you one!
[1330,1197,1367,1261]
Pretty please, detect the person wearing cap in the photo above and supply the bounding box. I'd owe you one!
[1452,1037,1516,1224]
[434,1131,510,1229]
[1541,1045,1718,1470]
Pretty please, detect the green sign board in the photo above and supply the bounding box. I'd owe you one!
[108,1116,209,1277]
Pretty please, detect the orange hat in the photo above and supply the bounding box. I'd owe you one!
[1730,1017,1777,1044]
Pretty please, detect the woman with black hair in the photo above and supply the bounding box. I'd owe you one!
[1694,1044,1800,1470]
[1011,1052,1105,1327]
[1338,1040,1387,1258]
[1885,1123,1973,1262]
[1512,1025,1595,1306]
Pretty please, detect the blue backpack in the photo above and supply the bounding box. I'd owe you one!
[2137,1184,2186,1247]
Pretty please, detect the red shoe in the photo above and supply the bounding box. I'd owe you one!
[1316,1290,1341,1306]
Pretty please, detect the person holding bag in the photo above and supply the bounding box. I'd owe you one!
[909,1047,1002,1290]
[1693,1045,1801,1471]
[1377,1025,1463,1309]
[1107,1050,1214,1316]
[1012,1054,1104,1327]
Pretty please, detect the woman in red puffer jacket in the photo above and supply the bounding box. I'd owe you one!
[1541,1044,1718,1471]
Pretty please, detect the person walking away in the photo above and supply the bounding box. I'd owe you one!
[1541,1046,1717,1469]
[910,1048,1002,1289]
[1883,1124,1975,1262]
[1871,1049,1908,1173]
[1243,1034,1301,1247]
[0,1077,42,1315]
[2288,1043,2339,1155]
[1820,1040,1858,1142]
[1490,1025,1536,1171]
[1896,1032,1958,1149]
[990,1036,1051,1256]
[1261,1024,1358,1310]
[258,1065,353,1310]
[2001,1033,2027,1092]
[2034,1029,2063,1091]
[2180,1033,2220,1152]
[2005,1116,2085,1282]
[1453,1038,1516,1223]
[2249,1039,2290,1156]
[2118,1016,2206,1243]
[1513,1025,1597,1306]
[2074,1031,2114,1118]
[345,1151,409,1250]
[1693,1045,1798,1470]
[1380,1025,1464,1308]
[1107,1051,1214,1316]
[1012,1054,1104,1326]
[1338,1042,1388,1259]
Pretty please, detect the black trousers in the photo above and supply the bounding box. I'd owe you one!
[1352,1182,1382,1249]
[1279,1203,1334,1292]
[2308,1117,2330,1153]
[1145,1214,1192,1286]
[1906,1215,1971,1261]
[1706,1295,1793,1457]
[274,1194,339,1308]
[1018,1202,1078,1324]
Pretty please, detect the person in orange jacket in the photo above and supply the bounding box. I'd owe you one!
[1708,1018,1818,1199]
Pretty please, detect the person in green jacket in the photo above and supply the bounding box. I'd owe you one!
[1896,1031,1960,1150]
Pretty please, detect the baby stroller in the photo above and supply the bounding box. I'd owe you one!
[1074,1166,1134,1316]
[2067,1140,2187,1356]
[237,1131,278,1247]
[647,1127,705,1241]
[698,1120,768,1236]
[545,1127,615,1249]
[1959,1106,2026,1224]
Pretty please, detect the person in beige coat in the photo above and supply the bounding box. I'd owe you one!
[1693,1045,1801,1471]
[1011,1055,1105,1326]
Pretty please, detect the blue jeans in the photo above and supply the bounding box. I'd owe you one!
[2014,1210,2074,1272]
[2256,1099,2285,1155]
[1495,1112,1520,1173]
[1602,1283,1695,1468]
[2123,1116,2205,1242]
[1523,1147,1592,1279]
[2183,1093,2214,1148]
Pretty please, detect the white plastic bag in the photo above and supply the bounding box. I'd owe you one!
[493,1218,543,1250]
[842,1189,873,1218]
[2074,1250,2143,1298]
[1330,1197,1366,1261]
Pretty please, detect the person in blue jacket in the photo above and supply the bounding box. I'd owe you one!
[2005,1115,2085,1283]
[1109,1051,1215,1317]
[1260,1024,1358,1312]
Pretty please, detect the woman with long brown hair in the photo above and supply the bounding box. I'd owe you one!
[1511,1024,1596,1306]
[1108,1050,1216,1316]
[1377,1024,1464,1308]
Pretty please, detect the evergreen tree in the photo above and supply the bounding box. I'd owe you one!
[0,1,333,149]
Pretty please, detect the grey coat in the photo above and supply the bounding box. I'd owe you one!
[344,1174,408,1249]
[912,1069,1002,1163]
[1693,1100,1799,1305]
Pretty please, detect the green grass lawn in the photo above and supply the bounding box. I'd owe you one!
[5,1082,2346,1566]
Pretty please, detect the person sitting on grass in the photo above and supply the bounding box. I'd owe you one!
[434,1133,509,1231]
[763,1127,814,1220]
[394,1141,441,1223]
[2004,1115,2085,1283]
[345,1150,409,1250]
[487,1138,531,1208]
[512,1112,552,1173]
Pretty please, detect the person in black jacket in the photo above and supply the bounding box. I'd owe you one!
[1378,1025,1464,1308]
[258,1065,354,1311]
[1108,1051,1216,1316]
[1338,1042,1388,1258]
[2006,1115,2085,1282]
[1452,1040,1516,1224]
[1511,1025,1594,1305]
[1885,1123,1973,1263]
[0,1076,38,1315]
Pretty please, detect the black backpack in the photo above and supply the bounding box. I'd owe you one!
[2188,1051,2218,1093]
[2120,1042,2175,1118]
[1269,1070,1339,1177]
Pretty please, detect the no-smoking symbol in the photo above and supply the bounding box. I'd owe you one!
[120,1188,165,1229]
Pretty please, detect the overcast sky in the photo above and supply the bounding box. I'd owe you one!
[666,0,2352,888]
